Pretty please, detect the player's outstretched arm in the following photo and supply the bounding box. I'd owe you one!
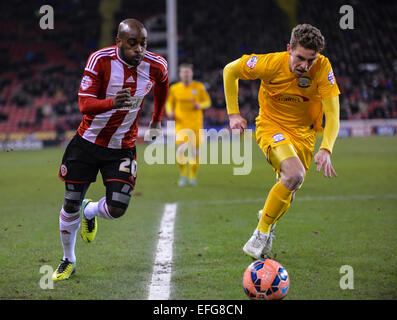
[147,76,168,140]
[223,59,247,133]
[165,102,175,119]
[223,59,240,114]
[147,119,162,141]
[314,95,340,178]
[152,77,169,122]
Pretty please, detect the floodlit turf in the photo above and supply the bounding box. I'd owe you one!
[0,136,396,300]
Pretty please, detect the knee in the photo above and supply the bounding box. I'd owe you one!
[281,171,305,191]
[63,200,81,213]
[108,205,127,219]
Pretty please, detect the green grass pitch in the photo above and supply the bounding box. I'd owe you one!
[0,136,396,299]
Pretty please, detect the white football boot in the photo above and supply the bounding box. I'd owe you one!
[257,209,276,256]
[243,229,272,259]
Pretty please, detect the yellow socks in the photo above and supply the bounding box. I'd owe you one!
[177,154,199,181]
[176,148,188,177]
[257,181,293,234]
[188,157,199,180]
[177,163,187,177]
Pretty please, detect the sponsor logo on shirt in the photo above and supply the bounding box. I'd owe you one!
[276,94,309,103]
[246,56,258,69]
[328,71,335,85]
[116,96,144,111]
[80,75,93,91]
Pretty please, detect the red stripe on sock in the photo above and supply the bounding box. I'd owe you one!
[102,201,114,220]
[60,211,80,223]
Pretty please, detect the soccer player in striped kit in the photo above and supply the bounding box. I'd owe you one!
[53,19,169,280]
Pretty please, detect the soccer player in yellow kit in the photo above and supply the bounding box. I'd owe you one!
[223,24,340,259]
[166,64,211,186]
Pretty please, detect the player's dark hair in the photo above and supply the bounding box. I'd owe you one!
[290,24,325,52]
[179,63,193,70]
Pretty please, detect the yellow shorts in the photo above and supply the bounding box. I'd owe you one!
[255,117,316,173]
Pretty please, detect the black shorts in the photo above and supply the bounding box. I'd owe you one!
[59,134,137,189]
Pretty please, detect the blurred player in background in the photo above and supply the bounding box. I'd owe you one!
[223,24,340,259]
[53,18,168,280]
[166,64,211,186]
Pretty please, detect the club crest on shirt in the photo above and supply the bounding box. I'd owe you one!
[60,164,67,176]
[80,75,93,91]
[298,76,311,88]
[145,82,153,93]
[328,71,335,85]
[246,56,258,69]
[272,133,285,143]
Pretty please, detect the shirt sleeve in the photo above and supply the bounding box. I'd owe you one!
[197,83,211,109]
[152,62,169,122]
[320,95,340,154]
[165,85,175,116]
[78,54,103,99]
[223,59,241,114]
[317,58,340,100]
[237,53,273,81]
[78,57,114,115]
[223,54,273,114]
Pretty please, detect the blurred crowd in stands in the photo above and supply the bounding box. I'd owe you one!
[0,0,396,135]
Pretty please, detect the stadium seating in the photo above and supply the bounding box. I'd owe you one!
[0,0,396,138]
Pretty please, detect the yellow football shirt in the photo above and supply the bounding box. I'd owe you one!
[237,52,340,138]
[166,81,211,132]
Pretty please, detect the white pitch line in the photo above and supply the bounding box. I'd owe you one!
[148,203,178,300]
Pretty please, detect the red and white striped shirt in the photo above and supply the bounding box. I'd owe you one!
[77,45,168,149]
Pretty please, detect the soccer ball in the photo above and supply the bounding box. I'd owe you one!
[243,259,290,300]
